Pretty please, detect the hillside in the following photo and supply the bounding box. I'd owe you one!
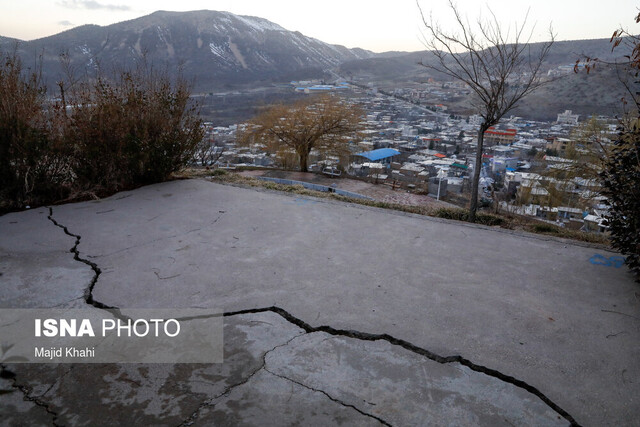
[6,10,373,90]
[339,38,635,120]
[340,38,628,82]
[3,12,636,120]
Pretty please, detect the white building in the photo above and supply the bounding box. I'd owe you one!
[469,114,484,126]
[557,110,579,125]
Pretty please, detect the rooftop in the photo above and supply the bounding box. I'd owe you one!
[355,148,401,161]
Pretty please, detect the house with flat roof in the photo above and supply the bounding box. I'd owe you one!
[557,110,579,125]
[484,127,517,146]
[353,148,401,165]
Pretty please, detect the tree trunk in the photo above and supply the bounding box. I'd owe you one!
[469,125,488,222]
[299,151,309,172]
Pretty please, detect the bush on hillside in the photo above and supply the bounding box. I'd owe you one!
[600,119,640,281]
[63,67,202,191]
[0,50,203,212]
[0,51,72,208]
[432,207,504,226]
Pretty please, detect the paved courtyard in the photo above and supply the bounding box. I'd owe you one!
[1,179,638,426]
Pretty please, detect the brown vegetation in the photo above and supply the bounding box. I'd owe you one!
[0,50,203,212]
[238,94,363,172]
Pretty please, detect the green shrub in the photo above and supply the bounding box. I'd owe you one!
[601,119,640,280]
[432,207,468,220]
[209,168,228,176]
[528,223,560,234]
[433,207,504,226]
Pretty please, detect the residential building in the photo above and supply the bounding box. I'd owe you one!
[557,110,579,125]
[484,127,517,146]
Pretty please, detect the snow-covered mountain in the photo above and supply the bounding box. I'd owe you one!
[4,10,374,89]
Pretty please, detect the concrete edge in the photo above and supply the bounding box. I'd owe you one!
[206,177,617,254]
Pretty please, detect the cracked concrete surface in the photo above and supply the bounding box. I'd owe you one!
[0,312,566,426]
[1,178,639,426]
[0,208,93,310]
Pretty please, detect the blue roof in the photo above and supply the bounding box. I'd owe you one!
[355,148,401,161]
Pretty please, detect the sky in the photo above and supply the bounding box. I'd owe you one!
[0,0,638,52]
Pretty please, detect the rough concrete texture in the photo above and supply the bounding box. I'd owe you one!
[0,208,93,309]
[265,333,564,426]
[2,312,306,426]
[1,178,639,426]
[0,375,53,427]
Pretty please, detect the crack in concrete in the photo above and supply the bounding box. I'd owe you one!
[0,208,113,427]
[47,207,111,310]
[601,309,640,321]
[38,366,74,399]
[177,332,306,426]
[224,306,581,427]
[0,366,62,427]
[39,208,578,426]
[263,367,392,426]
[0,207,114,427]
[89,211,226,259]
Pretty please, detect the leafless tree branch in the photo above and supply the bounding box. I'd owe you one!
[417,0,554,221]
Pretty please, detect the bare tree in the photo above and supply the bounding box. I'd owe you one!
[238,94,363,172]
[541,117,612,202]
[418,0,554,221]
[194,137,226,167]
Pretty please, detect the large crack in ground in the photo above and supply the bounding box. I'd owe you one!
[2,207,581,427]
[177,333,305,426]
[262,367,393,427]
[1,207,109,427]
[46,207,110,310]
[179,331,392,427]
[0,368,62,427]
[224,307,581,427]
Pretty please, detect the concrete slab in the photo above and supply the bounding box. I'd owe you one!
[193,369,379,426]
[0,375,52,427]
[1,178,639,426]
[266,333,565,426]
[0,208,93,309]
[3,312,304,426]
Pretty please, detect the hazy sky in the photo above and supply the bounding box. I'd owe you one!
[1,0,638,52]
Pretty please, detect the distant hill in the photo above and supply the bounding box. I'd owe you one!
[342,38,627,80]
[340,38,635,121]
[2,13,635,121]
[510,64,631,121]
[0,35,21,47]
[4,10,374,90]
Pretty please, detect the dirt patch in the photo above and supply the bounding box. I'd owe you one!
[238,170,457,209]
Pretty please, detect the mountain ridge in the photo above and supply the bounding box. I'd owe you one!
[2,10,375,90]
[1,11,632,120]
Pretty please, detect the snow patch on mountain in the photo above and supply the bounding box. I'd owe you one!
[209,42,227,59]
[232,14,286,32]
